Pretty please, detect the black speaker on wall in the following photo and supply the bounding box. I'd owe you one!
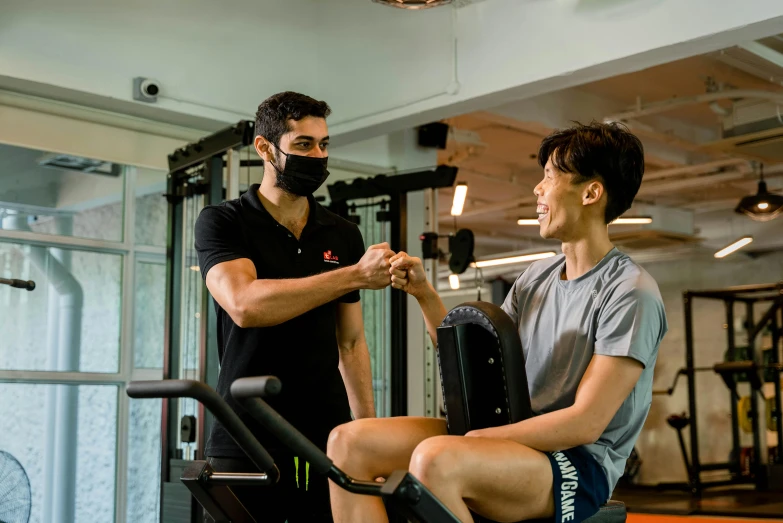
[417,122,449,149]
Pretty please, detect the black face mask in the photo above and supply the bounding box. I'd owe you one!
[269,145,329,197]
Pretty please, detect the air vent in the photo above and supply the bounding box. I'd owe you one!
[705,99,783,162]
[37,154,121,176]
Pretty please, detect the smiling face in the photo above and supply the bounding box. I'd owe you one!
[534,156,606,241]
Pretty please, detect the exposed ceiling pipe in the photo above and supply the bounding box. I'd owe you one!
[620,119,721,159]
[641,162,783,197]
[738,41,783,70]
[605,90,783,122]
[644,158,750,181]
[638,169,750,196]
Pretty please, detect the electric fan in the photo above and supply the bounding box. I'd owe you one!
[0,451,31,523]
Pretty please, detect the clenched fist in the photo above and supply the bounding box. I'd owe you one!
[356,243,395,290]
[389,251,431,299]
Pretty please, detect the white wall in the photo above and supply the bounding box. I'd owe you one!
[0,0,319,126]
[2,0,781,146]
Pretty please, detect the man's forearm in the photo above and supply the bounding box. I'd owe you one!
[467,406,596,451]
[338,341,376,419]
[235,266,362,328]
[417,286,448,347]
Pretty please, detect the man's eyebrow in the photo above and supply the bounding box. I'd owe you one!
[292,135,330,142]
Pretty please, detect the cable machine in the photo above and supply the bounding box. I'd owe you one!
[160,120,254,521]
[657,282,783,495]
[327,165,458,416]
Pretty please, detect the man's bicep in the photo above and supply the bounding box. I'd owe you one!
[594,287,665,368]
[335,301,365,350]
[574,354,644,440]
[195,206,250,280]
[205,258,257,313]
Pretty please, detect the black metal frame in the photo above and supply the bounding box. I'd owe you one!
[326,165,458,416]
[682,282,783,495]
[128,380,279,523]
[231,378,462,522]
[162,120,256,521]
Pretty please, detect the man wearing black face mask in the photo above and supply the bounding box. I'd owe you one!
[194,91,394,522]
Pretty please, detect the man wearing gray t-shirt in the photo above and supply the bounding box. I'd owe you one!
[327,121,668,523]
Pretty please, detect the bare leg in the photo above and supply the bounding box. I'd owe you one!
[327,417,448,523]
[409,435,555,523]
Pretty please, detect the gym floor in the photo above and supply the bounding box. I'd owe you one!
[616,486,783,521]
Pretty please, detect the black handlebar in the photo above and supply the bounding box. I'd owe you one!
[230,375,283,399]
[127,379,279,479]
[230,377,333,475]
[0,277,35,291]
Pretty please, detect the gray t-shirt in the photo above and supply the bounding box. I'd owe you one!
[501,247,667,496]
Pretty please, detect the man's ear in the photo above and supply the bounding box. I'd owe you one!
[583,180,605,206]
[254,135,274,163]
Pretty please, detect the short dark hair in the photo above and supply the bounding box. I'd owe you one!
[255,91,331,147]
[537,121,644,224]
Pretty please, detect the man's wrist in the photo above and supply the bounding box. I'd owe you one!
[415,283,438,303]
[344,264,364,292]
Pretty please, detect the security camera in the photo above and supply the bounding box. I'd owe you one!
[133,77,160,103]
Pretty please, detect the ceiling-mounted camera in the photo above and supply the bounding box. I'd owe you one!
[133,77,160,103]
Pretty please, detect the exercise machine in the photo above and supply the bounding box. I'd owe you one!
[435,301,627,523]
[128,374,461,522]
[326,165,458,417]
[654,282,783,495]
[129,301,626,522]
[127,379,281,523]
[231,377,462,522]
[233,302,625,523]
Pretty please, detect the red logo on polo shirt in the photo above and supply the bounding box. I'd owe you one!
[324,250,339,264]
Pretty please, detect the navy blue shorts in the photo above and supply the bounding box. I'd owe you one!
[545,446,609,523]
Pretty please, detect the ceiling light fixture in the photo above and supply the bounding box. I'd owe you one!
[451,183,468,216]
[448,274,460,290]
[472,251,557,268]
[735,165,783,222]
[714,236,753,259]
[372,0,452,9]
[610,217,653,225]
[517,216,653,225]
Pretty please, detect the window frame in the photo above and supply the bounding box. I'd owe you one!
[0,165,166,523]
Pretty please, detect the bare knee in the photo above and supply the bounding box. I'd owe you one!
[409,436,461,486]
[327,419,376,472]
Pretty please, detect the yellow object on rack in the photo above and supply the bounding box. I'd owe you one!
[738,396,753,433]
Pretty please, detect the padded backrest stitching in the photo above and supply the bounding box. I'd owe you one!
[443,306,513,424]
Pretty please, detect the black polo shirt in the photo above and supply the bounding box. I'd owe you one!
[194,183,365,458]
